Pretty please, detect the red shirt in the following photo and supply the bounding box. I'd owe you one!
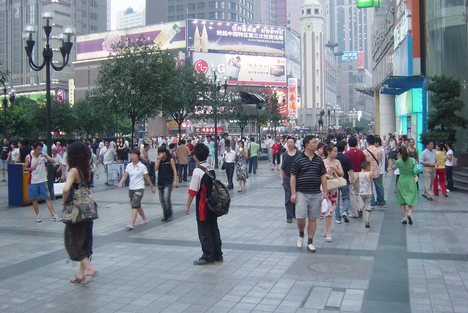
[345,148,366,172]
[187,143,194,154]
[272,143,281,155]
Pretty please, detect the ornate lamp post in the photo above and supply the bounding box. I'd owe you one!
[24,12,74,153]
[24,12,74,196]
[208,69,228,169]
[0,74,15,136]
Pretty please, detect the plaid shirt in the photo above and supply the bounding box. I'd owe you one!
[363,145,382,179]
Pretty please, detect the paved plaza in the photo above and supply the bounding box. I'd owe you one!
[0,160,468,313]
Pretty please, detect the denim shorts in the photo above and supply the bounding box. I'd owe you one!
[129,189,144,208]
[28,182,50,200]
[296,192,322,220]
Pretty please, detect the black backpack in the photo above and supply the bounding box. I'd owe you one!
[199,165,230,216]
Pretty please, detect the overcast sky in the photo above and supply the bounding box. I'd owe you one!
[110,0,146,30]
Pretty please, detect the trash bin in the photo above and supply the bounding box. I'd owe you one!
[259,148,268,160]
[8,163,31,207]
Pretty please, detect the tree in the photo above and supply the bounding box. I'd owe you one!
[225,91,250,138]
[162,64,207,140]
[8,96,40,139]
[264,92,283,138]
[96,36,177,147]
[73,92,116,138]
[421,76,468,144]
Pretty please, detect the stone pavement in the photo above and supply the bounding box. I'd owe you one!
[0,160,468,313]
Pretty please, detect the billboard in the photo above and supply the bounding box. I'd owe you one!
[341,51,358,62]
[187,19,285,56]
[287,78,298,119]
[285,30,300,63]
[76,21,186,61]
[193,52,287,87]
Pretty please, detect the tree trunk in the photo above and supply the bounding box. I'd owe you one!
[131,117,136,149]
[177,120,182,141]
[240,126,244,138]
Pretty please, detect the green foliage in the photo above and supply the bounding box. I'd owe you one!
[74,93,116,137]
[96,36,178,145]
[421,76,468,144]
[7,97,40,139]
[224,91,250,137]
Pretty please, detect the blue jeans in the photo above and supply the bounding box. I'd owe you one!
[335,185,350,220]
[371,174,385,206]
[248,156,258,174]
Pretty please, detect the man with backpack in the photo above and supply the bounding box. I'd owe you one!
[184,143,224,265]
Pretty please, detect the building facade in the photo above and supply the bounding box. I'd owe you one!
[116,7,145,30]
[146,0,254,24]
[0,0,107,94]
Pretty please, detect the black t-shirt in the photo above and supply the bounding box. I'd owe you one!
[90,143,99,155]
[290,152,326,194]
[20,146,31,163]
[1,144,10,160]
[336,152,353,184]
[281,150,300,177]
[157,157,174,187]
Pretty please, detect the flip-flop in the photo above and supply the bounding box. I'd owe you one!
[70,275,83,284]
[82,271,97,285]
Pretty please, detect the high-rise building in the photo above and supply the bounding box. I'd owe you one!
[116,7,145,30]
[146,0,255,25]
[0,0,107,94]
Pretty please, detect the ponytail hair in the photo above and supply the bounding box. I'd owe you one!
[399,146,409,161]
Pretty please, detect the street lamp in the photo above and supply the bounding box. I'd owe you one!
[24,12,74,197]
[0,74,15,136]
[24,13,74,153]
[208,69,228,169]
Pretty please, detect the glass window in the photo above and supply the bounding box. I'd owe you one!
[209,1,216,8]
[176,4,184,11]
[307,9,311,14]
[197,2,205,9]
[187,3,195,10]
[196,12,205,18]
[188,13,196,18]
[209,12,216,19]
[168,5,175,12]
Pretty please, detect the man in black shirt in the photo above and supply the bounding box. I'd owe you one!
[290,135,327,252]
[1,138,10,181]
[280,136,300,223]
[335,141,354,223]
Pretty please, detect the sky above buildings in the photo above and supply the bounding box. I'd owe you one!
[110,0,145,30]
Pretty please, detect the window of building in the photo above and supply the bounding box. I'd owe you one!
[176,4,184,11]
[230,2,237,10]
[197,2,205,9]
[168,16,175,21]
[229,12,237,21]
[197,12,205,18]
[188,3,195,10]
[82,11,87,18]
[168,5,175,12]
[209,12,216,19]
[188,13,196,18]
[176,15,185,19]
[315,9,319,14]
[209,1,216,8]
[307,8,311,14]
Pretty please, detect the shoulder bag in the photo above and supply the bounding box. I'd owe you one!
[412,158,423,176]
[62,169,98,224]
[366,148,380,165]
[327,172,347,189]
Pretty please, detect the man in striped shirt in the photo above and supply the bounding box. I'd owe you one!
[290,135,328,252]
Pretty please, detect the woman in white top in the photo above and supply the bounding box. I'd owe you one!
[10,142,19,163]
[118,149,155,230]
[445,142,455,191]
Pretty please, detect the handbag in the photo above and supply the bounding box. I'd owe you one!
[327,172,347,189]
[62,169,98,224]
[412,158,423,176]
[221,162,226,170]
[321,198,329,213]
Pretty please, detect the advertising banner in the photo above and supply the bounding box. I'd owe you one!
[275,88,288,116]
[287,78,298,119]
[193,52,287,87]
[76,21,186,61]
[341,51,358,62]
[187,19,285,56]
[285,30,300,63]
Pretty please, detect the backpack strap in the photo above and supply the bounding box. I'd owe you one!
[198,165,215,180]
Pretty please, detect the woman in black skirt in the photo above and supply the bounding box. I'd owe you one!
[63,142,97,285]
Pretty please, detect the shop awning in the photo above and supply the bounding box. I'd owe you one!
[380,75,426,95]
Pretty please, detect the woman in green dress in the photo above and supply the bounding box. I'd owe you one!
[393,146,418,225]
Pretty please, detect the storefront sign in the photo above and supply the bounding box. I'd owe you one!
[341,51,358,62]
[76,21,186,61]
[187,19,285,56]
[193,127,225,135]
[287,78,298,119]
[193,52,287,87]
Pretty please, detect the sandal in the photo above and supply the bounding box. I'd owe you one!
[70,274,84,284]
[82,270,97,285]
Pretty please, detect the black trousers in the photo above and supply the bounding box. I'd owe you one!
[178,164,188,182]
[224,163,235,189]
[197,212,222,261]
[282,176,295,219]
[446,166,454,191]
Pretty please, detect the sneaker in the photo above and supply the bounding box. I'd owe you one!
[407,215,413,225]
[296,237,303,248]
[334,219,342,224]
[444,194,448,198]
[325,236,333,242]
[401,218,407,225]
[427,197,434,201]
[307,243,316,252]
[422,194,427,199]
[52,214,61,222]
[365,222,370,228]
[36,214,42,223]
[349,213,359,218]
[379,204,387,208]
[342,214,349,223]
[286,218,293,223]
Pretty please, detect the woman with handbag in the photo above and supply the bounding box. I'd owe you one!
[62,142,97,285]
[322,144,344,242]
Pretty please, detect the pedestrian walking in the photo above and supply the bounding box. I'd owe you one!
[176,139,190,182]
[247,137,259,174]
[24,141,61,222]
[433,142,448,197]
[62,142,97,285]
[235,141,249,192]
[222,144,236,190]
[1,138,11,181]
[345,136,366,218]
[290,135,328,252]
[323,144,344,242]
[420,141,436,201]
[363,135,384,208]
[280,137,300,223]
[335,141,354,224]
[393,146,418,224]
[271,138,282,171]
[445,142,455,191]
[184,143,223,265]
[358,161,373,227]
[117,149,155,230]
[155,147,178,222]
[99,140,117,185]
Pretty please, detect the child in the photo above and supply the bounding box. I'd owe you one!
[358,160,373,228]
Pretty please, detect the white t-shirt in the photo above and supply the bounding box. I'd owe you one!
[223,150,237,163]
[378,146,386,175]
[29,154,48,184]
[100,146,116,165]
[11,148,19,162]
[125,161,148,190]
[445,149,454,167]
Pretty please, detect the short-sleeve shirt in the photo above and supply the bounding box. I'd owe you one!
[420,148,436,166]
[1,144,10,160]
[157,157,174,187]
[345,148,366,172]
[336,152,353,184]
[446,149,454,167]
[248,142,259,157]
[188,161,215,222]
[290,152,326,194]
[358,172,372,196]
[125,161,148,190]
[281,150,300,177]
